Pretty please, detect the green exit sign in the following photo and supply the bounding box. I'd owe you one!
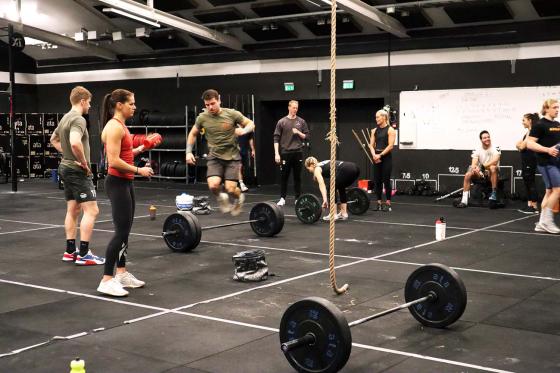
[284,82,295,92]
[342,80,354,90]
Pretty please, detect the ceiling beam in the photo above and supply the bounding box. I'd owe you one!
[97,0,243,50]
[329,0,408,38]
[0,18,118,60]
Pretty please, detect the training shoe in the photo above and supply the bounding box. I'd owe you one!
[489,191,497,201]
[323,213,339,221]
[218,192,231,213]
[455,202,468,208]
[62,251,77,262]
[231,193,246,216]
[115,272,145,288]
[534,222,546,233]
[374,203,382,211]
[539,221,560,234]
[382,204,392,212]
[277,198,286,206]
[97,278,129,297]
[336,212,349,221]
[518,206,539,214]
[239,181,249,192]
[76,251,105,266]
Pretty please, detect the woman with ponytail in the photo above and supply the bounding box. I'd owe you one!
[97,89,154,297]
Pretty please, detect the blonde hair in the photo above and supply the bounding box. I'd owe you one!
[69,86,92,105]
[541,98,559,115]
[305,156,318,168]
[376,109,389,122]
[288,100,299,107]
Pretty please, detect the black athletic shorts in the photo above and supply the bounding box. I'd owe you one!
[59,164,96,203]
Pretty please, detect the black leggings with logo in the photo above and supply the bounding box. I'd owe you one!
[104,175,135,276]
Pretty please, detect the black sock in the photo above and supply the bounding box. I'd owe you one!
[79,241,89,257]
[66,239,76,254]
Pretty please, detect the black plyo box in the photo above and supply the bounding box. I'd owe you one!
[29,135,44,155]
[26,113,44,135]
[43,113,59,135]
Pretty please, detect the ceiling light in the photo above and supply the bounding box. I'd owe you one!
[386,6,395,14]
[112,31,123,41]
[74,32,85,42]
[103,7,160,28]
[136,27,150,37]
[270,23,278,30]
[87,31,97,40]
[400,10,409,17]
[262,24,270,31]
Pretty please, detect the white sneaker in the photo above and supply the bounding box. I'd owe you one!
[218,192,231,213]
[231,193,246,216]
[337,212,349,221]
[277,198,286,206]
[534,222,546,233]
[239,181,248,192]
[115,271,145,288]
[322,213,339,221]
[540,221,560,234]
[97,278,129,297]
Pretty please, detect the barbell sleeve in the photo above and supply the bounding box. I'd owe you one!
[281,333,316,353]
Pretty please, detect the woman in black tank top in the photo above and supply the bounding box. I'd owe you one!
[369,109,396,211]
[516,113,539,213]
[304,157,360,220]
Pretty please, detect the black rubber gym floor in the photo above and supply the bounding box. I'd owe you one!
[1,179,559,372]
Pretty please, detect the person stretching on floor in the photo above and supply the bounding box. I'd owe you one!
[304,157,360,221]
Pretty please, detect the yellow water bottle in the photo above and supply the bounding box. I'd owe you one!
[149,205,157,220]
[70,357,85,373]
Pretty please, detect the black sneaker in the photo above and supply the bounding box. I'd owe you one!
[374,203,383,211]
[518,206,538,214]
[454,202,468,208]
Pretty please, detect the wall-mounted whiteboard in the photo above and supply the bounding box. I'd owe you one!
[398,86,560,150]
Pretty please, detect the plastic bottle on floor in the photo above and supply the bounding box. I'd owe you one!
[70,358,85,373]
[435,217,446,241]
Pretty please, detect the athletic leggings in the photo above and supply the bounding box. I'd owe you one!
[522,164,538,202]
[104,175,135,276]
[373,153,392,201]
[280,151,303,199]
[333,163,360,203]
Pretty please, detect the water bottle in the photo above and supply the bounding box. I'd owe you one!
[435,217,446,241]
[70,358,85,373]
[149,205,157,220]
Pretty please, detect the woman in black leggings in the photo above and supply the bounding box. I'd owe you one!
[304,157,360,220]
[369,109,396,211]
[97,89,153,297]
[516,113,539,214]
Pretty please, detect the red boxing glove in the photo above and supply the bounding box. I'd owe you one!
[143,133,162,150]
[132,134,146,148]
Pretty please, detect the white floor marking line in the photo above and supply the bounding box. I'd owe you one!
[0,278,516,373]
[0,226,60,235]
[352,343,516,373]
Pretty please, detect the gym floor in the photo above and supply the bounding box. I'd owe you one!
[0,179,559,373]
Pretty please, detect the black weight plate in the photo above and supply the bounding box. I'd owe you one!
[268,202,285,235]
[162,211,198,252]
[279,297,352,373]
[183,212,202,249]
[346,188,369,215]
[405,263,467,328]
[295,194,322,224]
[250,202,284,237]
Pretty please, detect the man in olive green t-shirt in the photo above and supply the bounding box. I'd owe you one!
[50,86,104,266]
[186,89,255,216]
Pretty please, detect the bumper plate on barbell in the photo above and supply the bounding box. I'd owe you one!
[280,297,352,373]
[295,194,322,224]
[162,211,200,252]
[250,202,284,237]
[346,187,370,215]
[404,263,467,328]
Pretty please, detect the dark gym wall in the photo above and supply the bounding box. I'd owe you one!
[7,55,560,188]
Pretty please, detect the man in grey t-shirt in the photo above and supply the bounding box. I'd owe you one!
[273,100,310,206]
[50,86,104,266]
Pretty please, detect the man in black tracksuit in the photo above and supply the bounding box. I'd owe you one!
[273,100,310,206]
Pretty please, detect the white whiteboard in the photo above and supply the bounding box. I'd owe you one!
[399,86,560,150]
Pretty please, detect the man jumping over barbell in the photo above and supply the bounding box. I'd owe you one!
[186,89,255,216]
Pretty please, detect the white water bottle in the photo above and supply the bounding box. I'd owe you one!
[435,217,446,241]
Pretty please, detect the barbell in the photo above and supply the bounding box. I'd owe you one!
[279,263,467,373]
[162,202,284,252]
[295,187,370,224]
